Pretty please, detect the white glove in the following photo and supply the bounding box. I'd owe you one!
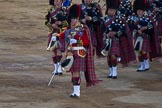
[51,36,57,41]
[70,39,77,44]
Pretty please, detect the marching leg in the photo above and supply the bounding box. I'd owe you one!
[107,67,113,78]
[57,55,63,75]
[137,55,145,72]
[52,56,59,75]
[137,62,145,71]
[57,62,63,75]
[70,77,80,98]
[52,63,58,74]
[142,53,150,71]
[112,66,117,79]
[144,59,150,70]
[111,56,118,79]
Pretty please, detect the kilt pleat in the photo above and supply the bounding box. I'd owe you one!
[109,38,120,56]
[69,51,86,72]
[158,21,162,36]
[141,37,151,52]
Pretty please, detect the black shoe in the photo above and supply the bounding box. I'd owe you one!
[58,73,63,75]
[145,68,150,71]
[70,94,80,98]
[54,73,59,75]
[112,76,117,79]
[136,69,145,72]
[107,76,112,78]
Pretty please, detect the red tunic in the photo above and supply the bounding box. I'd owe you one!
[59,25,90,72]
[60,25,99,87]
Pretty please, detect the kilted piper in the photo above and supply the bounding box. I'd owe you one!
[45,0,69,75]
[56,4,99,98]
[132,0,155,71]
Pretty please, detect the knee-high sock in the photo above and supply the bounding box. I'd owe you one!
[72,77,81,85]
[52,56,58,73]
[52,56,58,64]
[57,55,62,73]
[111,58,118,67]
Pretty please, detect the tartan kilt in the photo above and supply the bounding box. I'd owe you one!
[158,21,162,36]
[68,50,86,73]
[120,36,136,64]
[109,38,120,57]
[135,35,151,52]
[90,28,97,47]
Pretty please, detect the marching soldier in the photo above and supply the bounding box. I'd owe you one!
[117,0,136,66]
[45,0,69,75]
[101,0,120,79]
[132,0,161,71]
[57,4,99,97]
[80,0,104,57]
[101,0,136,79]
[152,0,162,36]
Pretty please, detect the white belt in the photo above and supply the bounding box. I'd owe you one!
[68,46,85,50]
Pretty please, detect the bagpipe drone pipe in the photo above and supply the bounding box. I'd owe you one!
[52,10,68,30]
[81,2,102,23]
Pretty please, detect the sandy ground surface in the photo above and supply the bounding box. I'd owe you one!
[0,0,162,108]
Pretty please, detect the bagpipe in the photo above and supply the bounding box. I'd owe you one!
[117,0,133,18]
[46,8,68,51]
[45,6,68,33]
[45,7,55,32]
[131,15,153,35]
[152,0,162,20]
[101,16,125,56]
[82,2,102,23]
[100,15,113,30]
[51,9,68,30]
[130,15,153,51]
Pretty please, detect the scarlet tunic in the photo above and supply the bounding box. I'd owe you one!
[59,25,90,72]
[60,25,99,87]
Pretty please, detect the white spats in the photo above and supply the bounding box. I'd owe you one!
[144,59,150,70]
[112,66,117,78]
[70,85,80,98]
[137,62,145,72]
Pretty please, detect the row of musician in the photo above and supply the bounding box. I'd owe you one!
[45,0,162,79]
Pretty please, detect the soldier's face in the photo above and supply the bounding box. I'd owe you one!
[70,18,79,27]
[108,9,116,16]
[54,0,62,8]
[84,0,92,4]
[137,10,144,17]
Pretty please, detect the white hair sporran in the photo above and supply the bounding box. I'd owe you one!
[61,52,74,71]
[101,38,112,56]
[47,33,60,51]
[134,36,143,52]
